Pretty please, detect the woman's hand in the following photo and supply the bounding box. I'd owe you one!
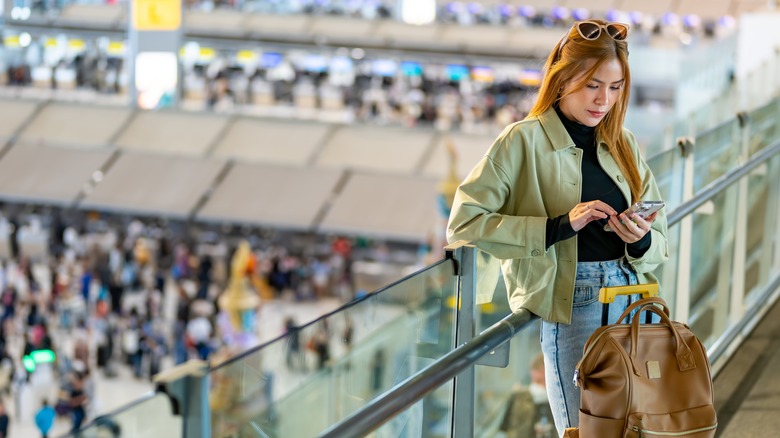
[607,211,658,243]
[569,201,617,232]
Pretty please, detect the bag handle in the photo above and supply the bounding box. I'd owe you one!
[614,296,670,325]
[629,303,697,373]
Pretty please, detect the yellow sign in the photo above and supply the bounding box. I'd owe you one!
[199,47,216,60]
[3,36,20,48]
[133,0,182,31]
[107,41,126,56]
[68,39,86,50]
[236,50,257,63]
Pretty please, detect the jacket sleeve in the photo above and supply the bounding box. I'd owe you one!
[623,130,669,273]
[446,131,548,260]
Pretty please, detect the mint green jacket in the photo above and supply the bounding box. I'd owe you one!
[446,107,669,324]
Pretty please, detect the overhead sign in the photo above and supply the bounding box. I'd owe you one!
[133,0,182,31]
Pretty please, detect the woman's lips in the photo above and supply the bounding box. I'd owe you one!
[588,110,605,118]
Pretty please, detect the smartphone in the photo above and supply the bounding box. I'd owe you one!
[604,201,665,232]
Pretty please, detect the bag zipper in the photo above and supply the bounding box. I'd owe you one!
[573,326,622,387]
[631,423,718,436]
[573,323,679,387]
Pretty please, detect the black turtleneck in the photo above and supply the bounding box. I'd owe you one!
[545,106,651,261]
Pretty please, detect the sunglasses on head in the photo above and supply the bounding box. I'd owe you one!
[559,21,630,50]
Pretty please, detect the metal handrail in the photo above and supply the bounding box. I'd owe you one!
[318,309,537,438]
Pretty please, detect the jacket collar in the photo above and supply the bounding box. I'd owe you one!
[539,106,575,151]
[537,106,609,151]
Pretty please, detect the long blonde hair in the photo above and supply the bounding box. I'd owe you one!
[528,20,641,203]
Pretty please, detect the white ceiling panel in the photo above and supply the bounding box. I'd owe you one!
[0,145,111,204]
[80,153,224,217]
[198,163,342,229]
[0,100,39,141]
[115,111,230,156]
[316,125,433,174]
[211,118,330,166]
[421,132,495,179]
[319,173,439,242]
[19,103,130,148]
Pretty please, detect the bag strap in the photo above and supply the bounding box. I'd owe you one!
[614,296,670,325]
[629,304,696,373]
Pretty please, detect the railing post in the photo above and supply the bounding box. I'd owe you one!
[153,360,211,438]
[759,153,780,286]
[452,245,477,438]
[674,137,695,323]
[713,122,743,336]
[659,133,686,297]
[729,113,752,323]
[751,103,780,284]
[772,100,780,276]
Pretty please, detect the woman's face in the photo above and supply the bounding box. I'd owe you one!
[559,58,624,127]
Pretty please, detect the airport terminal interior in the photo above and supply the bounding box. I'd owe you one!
[0,0,779,437]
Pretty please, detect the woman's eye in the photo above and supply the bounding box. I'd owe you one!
[586,84,599,89]
[610,86,622,91]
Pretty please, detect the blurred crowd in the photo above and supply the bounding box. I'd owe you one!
[0,207,394,435]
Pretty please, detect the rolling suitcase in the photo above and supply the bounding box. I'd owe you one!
[566,284,717,437]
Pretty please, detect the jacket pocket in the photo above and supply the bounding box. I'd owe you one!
[624,405,717,437]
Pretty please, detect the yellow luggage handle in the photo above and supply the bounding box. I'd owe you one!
[598,283,659,304]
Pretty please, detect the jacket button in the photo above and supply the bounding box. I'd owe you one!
[617,175,625,182]
[531,249,541,257]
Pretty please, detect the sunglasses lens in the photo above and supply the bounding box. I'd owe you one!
[607,23,629,40]
[578,22,602,40]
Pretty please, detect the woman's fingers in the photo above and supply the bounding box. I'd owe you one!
[591,201,617,216]
[609,213,648,243]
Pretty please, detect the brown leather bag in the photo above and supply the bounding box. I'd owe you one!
[573,297,717,437]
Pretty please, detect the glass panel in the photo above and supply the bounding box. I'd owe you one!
[686,183,739,348]
[647,148,684,211]
[693,119,741,193]
[748,100,780,156]
[77,393,180,438]
[472,251,548,437]
[743,154,779,304]
[209,260,458,437]
[656,223,682,319]
[474,320,549,438]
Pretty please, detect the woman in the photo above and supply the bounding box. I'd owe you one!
[447,20,668,435]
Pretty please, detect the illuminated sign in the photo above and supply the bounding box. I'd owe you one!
[133,0,182,31]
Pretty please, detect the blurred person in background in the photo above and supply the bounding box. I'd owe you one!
[69,371,88,434]
[0,401,7,438]
[35,400,56,438]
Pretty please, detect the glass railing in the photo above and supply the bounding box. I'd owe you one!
[76,392,180,437]
[70,95,780,438]
[645,95,780,347]
[208,258,458,437]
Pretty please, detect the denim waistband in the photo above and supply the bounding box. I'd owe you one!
[575,258,635,286]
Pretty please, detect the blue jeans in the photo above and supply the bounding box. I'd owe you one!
[540,258,639,436]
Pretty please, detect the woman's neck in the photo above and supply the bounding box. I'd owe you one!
[554,104,596,148]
